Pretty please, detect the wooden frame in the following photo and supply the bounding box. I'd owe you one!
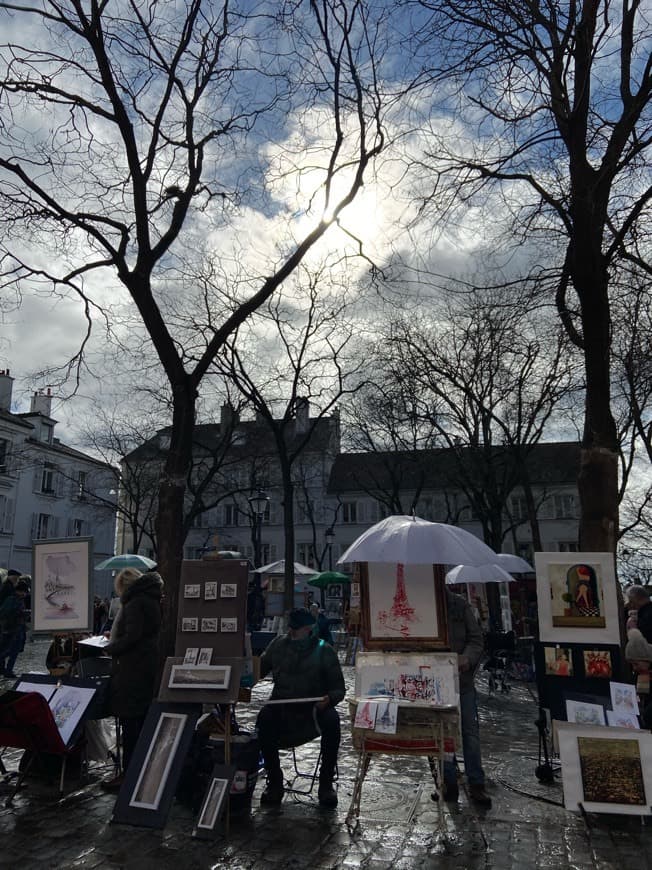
[32,537,93,632]
[360,562,448,650]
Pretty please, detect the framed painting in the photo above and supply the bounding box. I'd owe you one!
[557,723,652,815]
[354,651,459,708]
[361,562,448,650]
[534,552,621,644]
[112,703,199,828]
[168,663,231,690]
[32,537,93,632]
[192,764,236,839]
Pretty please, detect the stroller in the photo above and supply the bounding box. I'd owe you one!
[482,630,517,695]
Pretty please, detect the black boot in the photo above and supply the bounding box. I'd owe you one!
[260,767,284,806]
[318,764,337,809]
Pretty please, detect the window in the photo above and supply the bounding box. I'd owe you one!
[42,422,54,443]
[0,438,8,473]
[41,462,56,493]
[554,494,577,519]
[558,541,579,552]
[511,496,528,522]
[296,542,315,567]
[224,504,239,527]
[342,502,357,524]
[260,543,277,564]
[0,495,14,532]
[34,513,59,539]
[76,470,88,500]
[70,518,85,537]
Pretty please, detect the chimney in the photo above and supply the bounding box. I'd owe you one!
[0,369,13,411]
[30,387,53,417]
[295,397,310,433]
[220,402,239,432]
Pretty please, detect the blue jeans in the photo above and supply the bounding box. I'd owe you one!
[444,687,485,786]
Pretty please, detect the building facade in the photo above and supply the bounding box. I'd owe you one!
[0,371,117,596]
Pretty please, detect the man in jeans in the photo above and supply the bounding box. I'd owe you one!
[444,589,492,807]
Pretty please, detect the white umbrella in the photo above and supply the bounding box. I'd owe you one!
[494,553,534,573]
[95,554,157,571]
[253,559,316,576]
[445,563,515,585]
[337,515,497,567]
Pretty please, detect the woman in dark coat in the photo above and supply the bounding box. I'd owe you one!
[102,568,163,790]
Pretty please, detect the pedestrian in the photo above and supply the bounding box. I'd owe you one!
[93,595,108,634]
[626,586,652,643]
[443,588,492,807]
[0,578,30,677]
[256,607,345,808]
[101,567,164,791]
[0,569,21,607]
[310,602,334,645]
[625,628,652,728]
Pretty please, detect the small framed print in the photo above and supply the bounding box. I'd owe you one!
[183,648,199,665]
[204,581,218,601]
[220,583,237,598]
[220,618,237,633]
[168,664,232,691]
[193,764,236,839]
[184,584,201,599]
[197,647,212,666]
[201,617,218,633]
[182,618,198,633]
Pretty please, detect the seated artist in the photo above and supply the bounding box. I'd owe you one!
[256,607,345,808]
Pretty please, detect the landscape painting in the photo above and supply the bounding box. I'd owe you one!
[33,538,92,632]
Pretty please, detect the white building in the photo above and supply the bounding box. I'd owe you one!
[0,371,117,596]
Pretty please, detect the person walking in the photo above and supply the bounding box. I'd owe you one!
[256,607,345,808]
[443,588,492,807]
[0,578,29,677]
[102,567,164,791]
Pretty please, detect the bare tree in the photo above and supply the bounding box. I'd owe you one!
[409,0,652,552]
[0,0,388,655]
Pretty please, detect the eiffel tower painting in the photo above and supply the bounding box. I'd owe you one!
[376,563,420,638]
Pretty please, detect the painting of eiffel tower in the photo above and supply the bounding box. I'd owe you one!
[376,563,420,638]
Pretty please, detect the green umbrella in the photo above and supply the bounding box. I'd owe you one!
[307,571,351,590]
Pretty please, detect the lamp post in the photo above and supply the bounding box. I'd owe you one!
[248,491,270,568]
[325,526,335,571]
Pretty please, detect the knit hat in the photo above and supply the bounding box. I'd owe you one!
[288,608,316,629]
[625,628,652,662]
[7,569,20,578]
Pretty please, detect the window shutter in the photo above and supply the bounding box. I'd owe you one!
[31,512,39,540]
[33,463,42,493]
[56,468,65,497]
[4,498,14,533]
[52,516,60,537]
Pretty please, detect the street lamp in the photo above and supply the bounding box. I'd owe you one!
[248,490,270,568]
[325,526,335,571]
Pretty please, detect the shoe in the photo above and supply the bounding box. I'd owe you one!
[317,782,338,809]
[442,781,459,802]
[469,783,492,807]
[100,774,124,793]
[260,777,284,806]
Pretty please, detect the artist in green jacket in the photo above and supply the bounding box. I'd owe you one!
[257,607,345,808]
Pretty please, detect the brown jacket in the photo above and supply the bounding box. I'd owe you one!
[446,590,484,694]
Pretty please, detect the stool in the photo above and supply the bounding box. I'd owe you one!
[283,744,338,797]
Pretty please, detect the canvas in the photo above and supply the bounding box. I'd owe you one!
[583,650,612,679]
[544,646,573,677]
[362,562,448,650]
[558,723,652,815]
[535,552,621,644]
[32,538,93,632]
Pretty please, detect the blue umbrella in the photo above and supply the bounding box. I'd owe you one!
[95,554,157,571]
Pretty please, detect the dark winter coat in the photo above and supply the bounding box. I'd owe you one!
[637,601,652,644]
[0,588,25,635]
[260,632,345,707]
[446,590,485,694]
[105,571,163,719]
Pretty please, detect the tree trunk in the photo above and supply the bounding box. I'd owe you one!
[281,462,296,614]
[156,383,197,661]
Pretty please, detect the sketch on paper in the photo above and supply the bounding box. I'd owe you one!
[374,700,398,734]
[356,653,458,708]
[220,583,237,598]
[353,700,378,730]
[181,618,198,632]
[544,646,573,677]
[201,618,218,633]
[566,699,606,727]
[197,648,213,666]
[197,777,229,829]
[168,664,231,690]
[610,682,639,716]
[606,711,640,730]
[183,648,199,665]
[33,539,92,631]
[184,584,201,599]
[49,685,96,745]
[129,712,187,810]
[578,736,645,805]
[204,582,218,601]
[220,618,237,633]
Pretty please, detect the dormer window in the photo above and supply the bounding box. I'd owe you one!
[42,422,54,443]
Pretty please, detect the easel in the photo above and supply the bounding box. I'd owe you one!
[345,701,460,827]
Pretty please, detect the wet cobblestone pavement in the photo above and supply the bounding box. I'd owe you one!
[1,638,651,869]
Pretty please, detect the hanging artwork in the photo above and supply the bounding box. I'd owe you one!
[583,650,612,679]
[355,651,459,708]
[566,699,606,726]
[534,552,621,644]
[183,584,201,599]
[558,723,652,815]
[544,646,573,677]
[32,537,93,632]
[204,582,218,600]
[362,562,448,650]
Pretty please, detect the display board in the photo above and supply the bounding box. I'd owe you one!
[174,559,248,659]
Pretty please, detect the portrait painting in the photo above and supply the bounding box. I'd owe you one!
[362,562,448,649]
[535,552,620,644]
[220,583,237,598]
[558,723,652,815]
[204,581,218,601]
[201,617,218,633]
[544,646,573,677]
[583,649,612,679]
[32,538,93,632]
[183,584,201,599]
